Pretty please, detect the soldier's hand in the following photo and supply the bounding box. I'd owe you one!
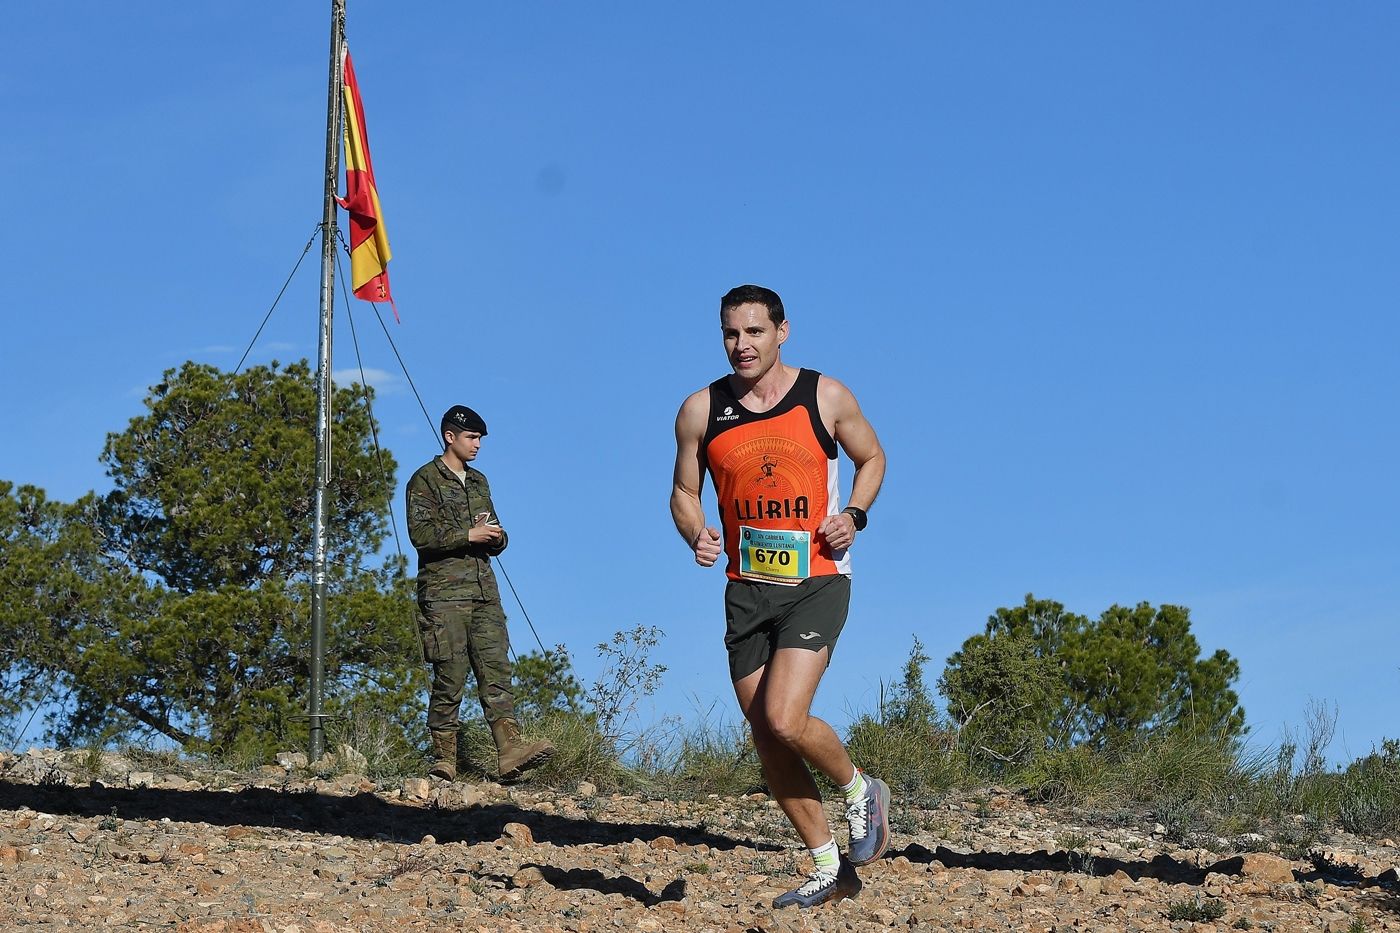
[468,513,504,545]
[692,526,722,567]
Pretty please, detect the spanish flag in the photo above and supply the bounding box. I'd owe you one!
[337,48,396,318]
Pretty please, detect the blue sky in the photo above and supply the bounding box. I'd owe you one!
[4,3,1397,762]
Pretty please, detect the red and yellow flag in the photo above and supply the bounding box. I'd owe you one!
[336,48,397,318]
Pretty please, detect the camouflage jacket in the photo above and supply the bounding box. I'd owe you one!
[406,456,509,603]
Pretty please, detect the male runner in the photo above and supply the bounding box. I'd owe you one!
[670,284,890,908]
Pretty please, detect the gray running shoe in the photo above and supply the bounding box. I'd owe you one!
[845,775,891,866]
[772,856,862,909]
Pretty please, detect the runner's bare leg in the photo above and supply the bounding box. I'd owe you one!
[734,646,856,849]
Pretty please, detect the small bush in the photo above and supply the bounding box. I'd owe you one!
[206,726,284,774]
[1336,740,1400,837]
[74,745,107,783]
[119,743,185,775]
[655,717,763,797]
[1055,830,1089,852]
[1113,727,1242,806]
[530,709,638,791]
[1166,897,1226,921]
[1019,745,1109,806]
[844,639,965,794]
[589,625,668,760]
[845,714,963,795]
[325,704,423,781]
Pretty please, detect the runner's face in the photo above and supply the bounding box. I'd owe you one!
[722,303,787,380]
[445,430,483,462]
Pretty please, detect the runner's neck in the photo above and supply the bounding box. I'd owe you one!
[732,364,799,414]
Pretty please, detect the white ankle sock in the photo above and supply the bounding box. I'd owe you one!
[839,768,868,803]
[809,838,840,874]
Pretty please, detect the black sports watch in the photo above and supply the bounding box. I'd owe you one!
[841,506,868,531]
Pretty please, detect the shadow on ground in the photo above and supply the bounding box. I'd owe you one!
[893,841,1400,893]
[482,865,688,906]
[0,778,780,853]
[894,841,1219,885]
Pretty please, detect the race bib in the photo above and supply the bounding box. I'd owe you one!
[738,526,810,584]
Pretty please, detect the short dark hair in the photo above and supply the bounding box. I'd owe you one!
[720,284,785,326]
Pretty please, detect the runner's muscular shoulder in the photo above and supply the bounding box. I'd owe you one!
[815,373,858,435]
[674,387,710,444]
[672,388,711,494]
[816,374,882,461]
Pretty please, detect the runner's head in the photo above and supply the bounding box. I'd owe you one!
[720,285,788,380]
[720,284,785,326]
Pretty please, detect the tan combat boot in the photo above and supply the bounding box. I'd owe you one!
[490,718,554,780]
[428,729,457,781]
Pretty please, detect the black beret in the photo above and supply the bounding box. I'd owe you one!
[441,405,487,437]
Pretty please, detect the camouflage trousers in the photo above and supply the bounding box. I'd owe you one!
[417,598,517,731]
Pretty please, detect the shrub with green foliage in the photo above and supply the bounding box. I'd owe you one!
[845,639,963,794]
[656,717,764,796]
[0,361,421,759]
[1336,739,1400,837]
[512,644,586,719]
[1018,744,1112,806]
[942,594,1245,755]
[939,629,1058,767]
[1166,897,1226,922]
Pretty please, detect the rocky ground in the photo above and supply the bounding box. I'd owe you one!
[2,747,1398,932]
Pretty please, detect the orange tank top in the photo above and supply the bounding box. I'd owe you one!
[702,368,850,584]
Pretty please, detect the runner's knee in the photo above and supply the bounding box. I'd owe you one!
[766,708,810,748]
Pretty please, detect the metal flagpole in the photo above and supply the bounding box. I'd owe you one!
[310,0,347,762]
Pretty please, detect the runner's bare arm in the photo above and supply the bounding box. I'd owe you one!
[671,389,723,566]
[817,376,886,549]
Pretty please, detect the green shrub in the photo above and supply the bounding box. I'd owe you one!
[655,718,764,797]
[1336,740,1400,837]
[1018,745,1109,806]
[843,639,964,794]
[1166,897,1226,921]
[324,701,424,781]
[845,713,963,795]
[1112,726,1242,805]
[940,629,1057,768]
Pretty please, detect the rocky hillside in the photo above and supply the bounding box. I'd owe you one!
[1,747,1397,931]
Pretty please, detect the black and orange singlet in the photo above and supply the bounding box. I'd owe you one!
[702,368,851,584]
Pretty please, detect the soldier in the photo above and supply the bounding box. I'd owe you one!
[406,405,554,781]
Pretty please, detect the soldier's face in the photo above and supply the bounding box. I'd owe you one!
[446,430,483,462]
[722,303,787,380]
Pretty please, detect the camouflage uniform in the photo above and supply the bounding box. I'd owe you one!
[407,456,516,731]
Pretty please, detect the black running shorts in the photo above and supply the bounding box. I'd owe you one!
[723,574,851,682]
